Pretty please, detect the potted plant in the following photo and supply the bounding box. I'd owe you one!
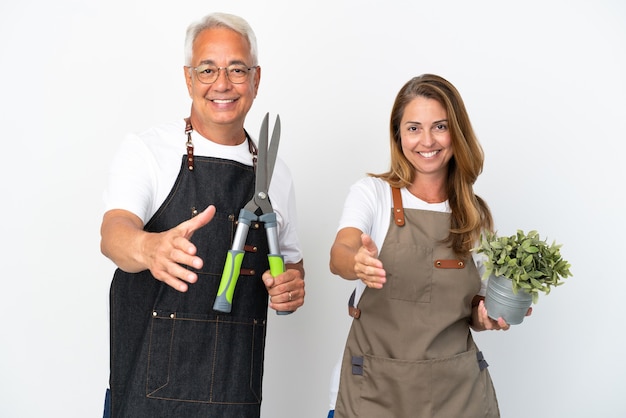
[475,229,573,324]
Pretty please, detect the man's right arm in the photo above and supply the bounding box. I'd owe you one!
[100,206,216,292]
[100,209,152,273]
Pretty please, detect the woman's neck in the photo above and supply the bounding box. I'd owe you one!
[407,178,448,203]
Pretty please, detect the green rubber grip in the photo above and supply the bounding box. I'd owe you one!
[269,254,292,315]
[213,249,244,313]
[268,254,285,277]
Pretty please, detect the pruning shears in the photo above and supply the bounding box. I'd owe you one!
[213,113,292,315]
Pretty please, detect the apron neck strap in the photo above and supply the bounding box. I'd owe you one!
[391,187,405,226]
[184,117,258,171]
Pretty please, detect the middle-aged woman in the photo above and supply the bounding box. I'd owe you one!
[327,74,525,418]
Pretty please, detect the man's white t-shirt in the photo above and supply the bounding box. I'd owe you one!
[103,119,302,264]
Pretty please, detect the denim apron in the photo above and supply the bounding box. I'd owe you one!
[335,188,499,418]
[107,129,270,418]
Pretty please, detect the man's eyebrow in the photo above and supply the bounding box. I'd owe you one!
[197,59,248,66]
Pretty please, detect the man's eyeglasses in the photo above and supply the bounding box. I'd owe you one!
[188,64,257,84]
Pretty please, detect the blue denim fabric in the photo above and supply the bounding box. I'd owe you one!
[103,389,110,418]
[108,156,271,418]
[328,410,335,418]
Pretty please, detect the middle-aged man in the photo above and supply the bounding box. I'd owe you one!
[100,12,305,418]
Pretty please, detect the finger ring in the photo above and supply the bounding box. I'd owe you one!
[288,291,293,302]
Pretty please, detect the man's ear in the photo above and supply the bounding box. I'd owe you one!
[253,65,261,97]
[184,66,193,97]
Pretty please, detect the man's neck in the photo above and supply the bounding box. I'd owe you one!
[189,113,246,146]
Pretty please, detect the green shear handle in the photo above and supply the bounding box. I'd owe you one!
[213,208,254,313]
[262,212,292,315]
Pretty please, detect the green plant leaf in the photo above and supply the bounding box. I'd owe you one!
[475,229,573,303]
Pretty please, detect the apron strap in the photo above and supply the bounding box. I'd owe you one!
[184,117,258,171]
[184,117,194,171]
[391,187,405,226]
[348,289,361,319]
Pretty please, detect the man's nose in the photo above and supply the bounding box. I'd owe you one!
[213,67,231,87]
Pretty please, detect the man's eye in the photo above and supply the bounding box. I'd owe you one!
[198,66,215,74]
[230,67,246,74]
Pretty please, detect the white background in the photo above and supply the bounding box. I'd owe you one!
[1,1,625,417]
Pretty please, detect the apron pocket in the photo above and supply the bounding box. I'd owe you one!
[430,349,497,417]
[386,243,432,302]
[146,311,265,404]
[355,353,432,417]
[351,350,492,418]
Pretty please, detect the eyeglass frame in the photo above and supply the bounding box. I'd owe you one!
[186,63,259,84]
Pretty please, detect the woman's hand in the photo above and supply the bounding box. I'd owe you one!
[353,234,387,289]
[471,297,532,331]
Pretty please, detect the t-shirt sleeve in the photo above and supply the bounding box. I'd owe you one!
[269,158,303,264]
[102,134,156,224]
[336,178,379,235]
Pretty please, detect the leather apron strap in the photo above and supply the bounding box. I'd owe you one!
[391,187,405,226]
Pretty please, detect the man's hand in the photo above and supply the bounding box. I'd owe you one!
[141,206,216,291]
[262,260,305,312]
[101,205,216,292]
